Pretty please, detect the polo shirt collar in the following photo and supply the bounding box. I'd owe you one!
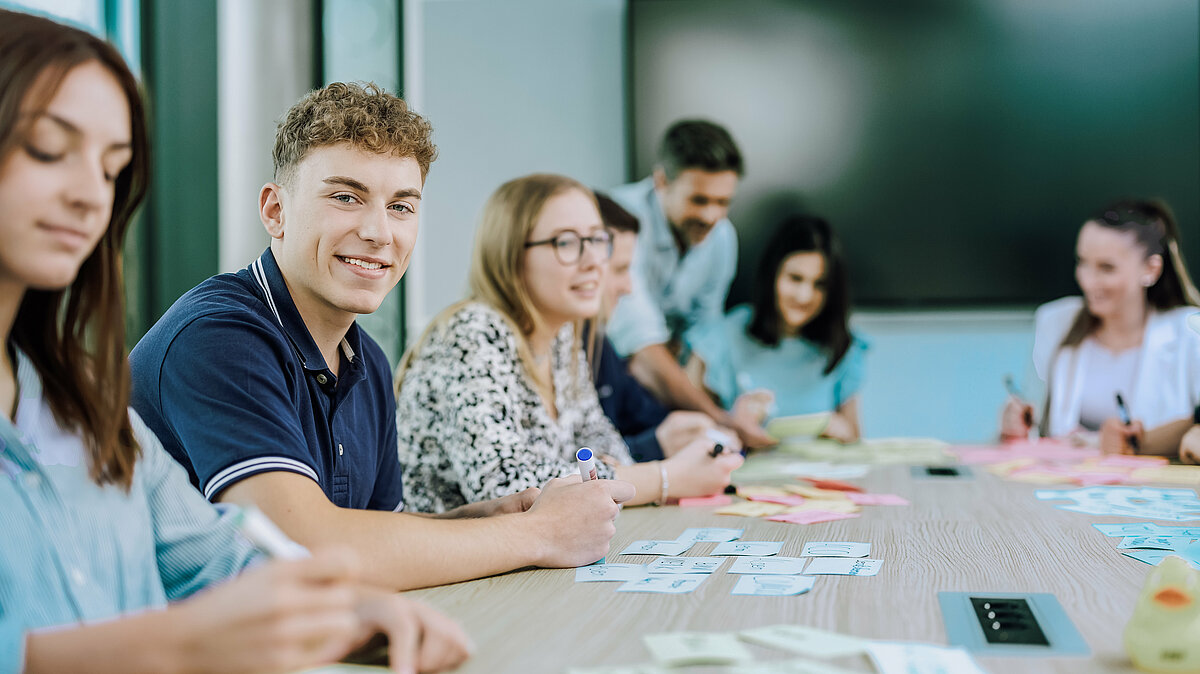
[643,178,679,254]
[248,249,361,375]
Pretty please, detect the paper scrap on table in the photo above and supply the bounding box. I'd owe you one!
[618,540,694,556]
[565,665,668,674]
[728,556,809,575]
[575,563,648,582]
[617,575,707,594]
[785,499,861,514]
[730,659,858,674]
[1130,465,1200,486]
[647,556,725,574]
[784,484,850,500]
[1034,486,1200,521]
[801,541,871,558]
[1094,522,1164,537]
[712,540,784,556]
[845,492,910,506]
[805,478,863,492]
[677,494,733,507]
[866,641,988,674]
[716,501,788,517]
[782,462,872,480]
[746,493,808,506]
[1117,536,1197,551]
[802,557,882,576]
[676,527,744,543]
[642,632,754,667]
[737,485,795,498]
[1122,549,1200,570]
[767,412,831,439]
[731,574,816,596]
[737,624,870,658]
[767,511,860,525]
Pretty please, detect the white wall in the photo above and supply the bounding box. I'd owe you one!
[403,0,629,339]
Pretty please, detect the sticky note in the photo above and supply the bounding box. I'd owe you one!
[618,540,694,556]
[767,412,831,439]
[866,642,987,674]
[845,492,910,506]
[801,541,871,558]
[617,575,707,594]
[730,660,858,674]
[737,485,795,498]
[676,527,744,543]
[1117,536,1197,551]
[574,563,648,582]
[678,494,733,507]
[805,478,863,492]
[802,558,883,576]
[746,493,808,506]
[784,485,850,500]
[647,557,725,574]
[1093,522,1162,537]
[642,632,754,667]
[728,556,809,575]
[737,624,870,658]
[731,574,816,596]
[565,666,668,674]
[767,511,860,525]
[715,501,788,517]
[712,541,784,556]
[784,500,861,514]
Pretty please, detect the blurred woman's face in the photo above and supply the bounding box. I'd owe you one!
[1075,221,1160,321]
[775,251,827,334]
[0,60,131,292]
[521,188,608,328]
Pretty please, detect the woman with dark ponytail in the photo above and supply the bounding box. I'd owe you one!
[1002,200,1200,446]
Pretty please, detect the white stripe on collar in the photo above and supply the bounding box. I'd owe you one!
[251,258,284,328]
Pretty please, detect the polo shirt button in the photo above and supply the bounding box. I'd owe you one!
[316,374,328,385]
[338,443,344,456]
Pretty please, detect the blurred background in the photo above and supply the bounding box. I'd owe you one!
[8,0,1198,443]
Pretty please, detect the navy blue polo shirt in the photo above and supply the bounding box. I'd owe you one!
[592,333,670,462]
[130,249,404,510]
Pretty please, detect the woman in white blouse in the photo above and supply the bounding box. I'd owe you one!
[395,174,742,512]
[1002,200,1200,442]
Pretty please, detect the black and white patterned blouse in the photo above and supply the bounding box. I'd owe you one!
[396,302,631,513]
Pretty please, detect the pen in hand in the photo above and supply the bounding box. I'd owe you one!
[1114,393,1141,454]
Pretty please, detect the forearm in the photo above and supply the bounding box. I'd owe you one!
[629,346,731,423]
[613,461,665,507]
[1143,417,1196,456]
[24,610,185,674]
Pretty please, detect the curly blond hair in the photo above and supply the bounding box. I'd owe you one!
[273,82,437,185]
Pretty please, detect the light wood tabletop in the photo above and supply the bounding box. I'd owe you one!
[407,456,1170,673]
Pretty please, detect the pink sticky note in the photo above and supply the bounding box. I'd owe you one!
[766,510,861,525]
[746,494,807,506]
[846,492,910,506]
[677,494,734,507]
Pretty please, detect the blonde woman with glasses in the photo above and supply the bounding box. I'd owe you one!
[395,174,741,515]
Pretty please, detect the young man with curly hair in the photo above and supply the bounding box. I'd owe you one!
[131,83,633,591]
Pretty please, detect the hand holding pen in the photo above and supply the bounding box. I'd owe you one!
[1000,375,1035,441]
[1106,393,1143,455]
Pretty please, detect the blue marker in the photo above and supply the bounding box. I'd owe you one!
[577,447,598,481]
[1115,392,1141,454]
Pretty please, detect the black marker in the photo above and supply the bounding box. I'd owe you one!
[1114,393,1140,454]
[709,443,724,458]
[1004,375,1034,428]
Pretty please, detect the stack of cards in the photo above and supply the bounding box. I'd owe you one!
[1091,521,1200,569]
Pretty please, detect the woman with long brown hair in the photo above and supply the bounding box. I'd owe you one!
[0,9,468,672]
[1002,200,1200,443]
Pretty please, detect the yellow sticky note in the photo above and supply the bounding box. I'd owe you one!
[1006,471,1073,485]
[738,624,870,659]
[985,458,1037,476]
[715,501,788,517]
[783,485,849,500]
[737,485,794,499]
[784,500,861,514]
[1131,466,1200,486]
[643,632,754,667]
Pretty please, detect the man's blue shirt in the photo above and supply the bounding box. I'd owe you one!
[130,249,404,511]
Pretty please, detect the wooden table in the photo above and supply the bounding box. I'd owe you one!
[408,459,1159,673]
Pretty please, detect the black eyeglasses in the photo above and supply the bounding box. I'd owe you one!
[524,230,614,265]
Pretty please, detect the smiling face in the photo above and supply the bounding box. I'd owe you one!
[654,168,739,248]
[0,60,132,293]
[775,251,828,334]
[261,143,421,327]
[1075,221,1161,321]
[522,188,607,326]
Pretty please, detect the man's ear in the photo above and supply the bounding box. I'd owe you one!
[652,166,670,192]
[260,182,286,239]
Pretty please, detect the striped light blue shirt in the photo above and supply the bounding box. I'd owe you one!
[0,346,260,671]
